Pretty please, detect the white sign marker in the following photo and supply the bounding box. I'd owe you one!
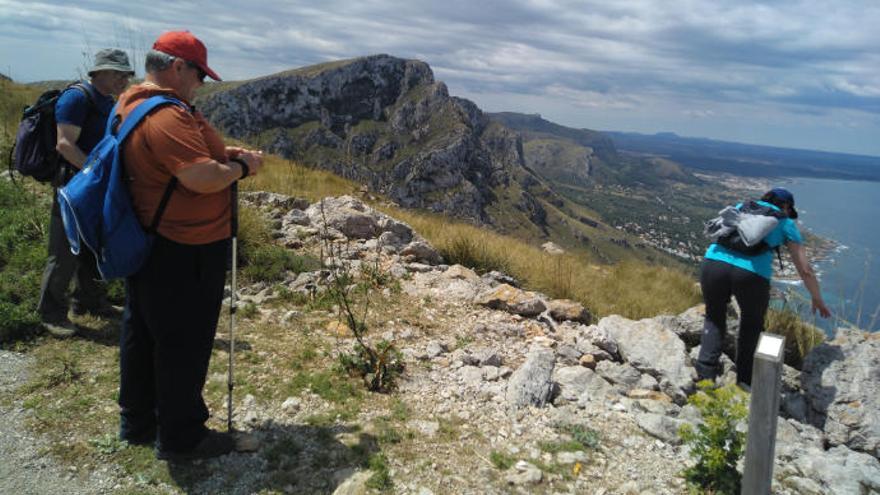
[756,334,784,359]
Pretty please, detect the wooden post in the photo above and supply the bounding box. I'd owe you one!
[742,332,786,495]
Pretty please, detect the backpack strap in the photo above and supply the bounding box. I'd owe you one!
[148,178,178,234]
[114,95,188,235]
[68,82,98,113]
[115,95,186,141]
[58,83,101,182]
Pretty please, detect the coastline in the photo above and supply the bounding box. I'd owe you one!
[774,229,841,283]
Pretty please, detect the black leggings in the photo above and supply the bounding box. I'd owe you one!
[695,259,770,386]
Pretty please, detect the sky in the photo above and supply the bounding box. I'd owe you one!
[2,0,879,156]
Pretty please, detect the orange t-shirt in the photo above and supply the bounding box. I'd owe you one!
[116,83,231,245]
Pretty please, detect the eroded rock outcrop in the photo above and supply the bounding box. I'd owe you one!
[199,55,550,227]
[801,328,880,457]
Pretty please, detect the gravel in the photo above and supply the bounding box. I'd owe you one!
[0,350,113,494]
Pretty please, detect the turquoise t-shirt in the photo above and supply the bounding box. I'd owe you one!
[704,201,803,280]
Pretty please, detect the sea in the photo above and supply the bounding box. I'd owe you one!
[776,177,880,334]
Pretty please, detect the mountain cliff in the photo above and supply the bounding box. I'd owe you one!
[198,55,555,228]
[197,55,697,265]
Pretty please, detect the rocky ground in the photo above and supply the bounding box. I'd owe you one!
[2,192,879,494]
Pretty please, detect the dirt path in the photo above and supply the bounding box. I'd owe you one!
[0,350,108,495]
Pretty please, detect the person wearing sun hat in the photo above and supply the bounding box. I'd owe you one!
[37,48,135,338]
[696,186,831,390]
[113,30,264,461]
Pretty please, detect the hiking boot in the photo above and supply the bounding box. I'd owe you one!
[43,319,78,338]
[156,429,234,462]
[120,427,157,446]
[71,303,123,319]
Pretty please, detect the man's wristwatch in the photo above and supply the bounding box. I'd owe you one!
[230,157,249,179]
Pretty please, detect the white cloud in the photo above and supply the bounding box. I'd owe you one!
[1,0,878,154]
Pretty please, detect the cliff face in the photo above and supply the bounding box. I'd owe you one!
[198,55,546,225]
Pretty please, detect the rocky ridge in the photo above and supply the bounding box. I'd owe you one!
[198,55,554,228]
[228,192,880,494]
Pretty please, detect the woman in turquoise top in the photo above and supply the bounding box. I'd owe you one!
[695,188,831,387]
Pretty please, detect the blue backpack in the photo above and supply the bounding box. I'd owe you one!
[57,95,186,280]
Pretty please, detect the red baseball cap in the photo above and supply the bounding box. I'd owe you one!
[152,31,221,81]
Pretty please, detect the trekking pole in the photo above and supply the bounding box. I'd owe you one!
[227,179,238,433]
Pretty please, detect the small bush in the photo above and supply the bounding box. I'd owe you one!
[241,244,316,282]
[557,423,600,450]
[679,381,748,494]
[337,340,404,393]
[366,452,392,490]
[239,302,259,319]
[490,450,516,470]
[765,306,825,369]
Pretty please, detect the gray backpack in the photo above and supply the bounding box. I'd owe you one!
[705,200,787,266]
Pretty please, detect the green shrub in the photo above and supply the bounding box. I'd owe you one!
[557,423,600,450]
[365,452,392,490]
[679,381,748,494]
[241,244,317,282]
[490,450,516,470]
[0,179,50,343]
[337,340,404,393]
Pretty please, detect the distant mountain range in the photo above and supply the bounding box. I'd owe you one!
[604,131,880,182]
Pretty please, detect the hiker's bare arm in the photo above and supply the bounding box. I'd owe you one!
[175,151,264,194]
[787,241,831,318]
[56,123,87,168]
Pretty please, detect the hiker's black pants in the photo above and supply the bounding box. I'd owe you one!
[695,259,770,386]
[119,235,228,452]
[37,194,106,321]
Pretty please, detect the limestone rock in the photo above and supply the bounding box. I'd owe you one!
[400,240,442,265]
[331,470,372,495]
[472,348,503,367]
[660,304,740,353]
[443,264,479,281]
[506,346,556,408]
[576,324,619,360]
[600,315,696,404]
[575,370,618,406]
[778,444,880,493]
[595,360,642,391]
[506,460,543,485]
[552,366,595,402]
[281,397,302,413]
[305,196,379,239]
[475,284,546,317]
[636,412,686,445]
[547,299,592,324]
[802,328,880,457]
[541,242,564,255]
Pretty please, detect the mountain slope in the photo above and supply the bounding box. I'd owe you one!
[489,112,698,188]
[197,55,682,266]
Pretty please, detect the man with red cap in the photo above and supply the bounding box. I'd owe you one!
[115,30,263,461]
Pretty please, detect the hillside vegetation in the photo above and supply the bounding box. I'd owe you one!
[244,154,702,319]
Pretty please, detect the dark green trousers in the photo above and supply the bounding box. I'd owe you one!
[37,193,107,321]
